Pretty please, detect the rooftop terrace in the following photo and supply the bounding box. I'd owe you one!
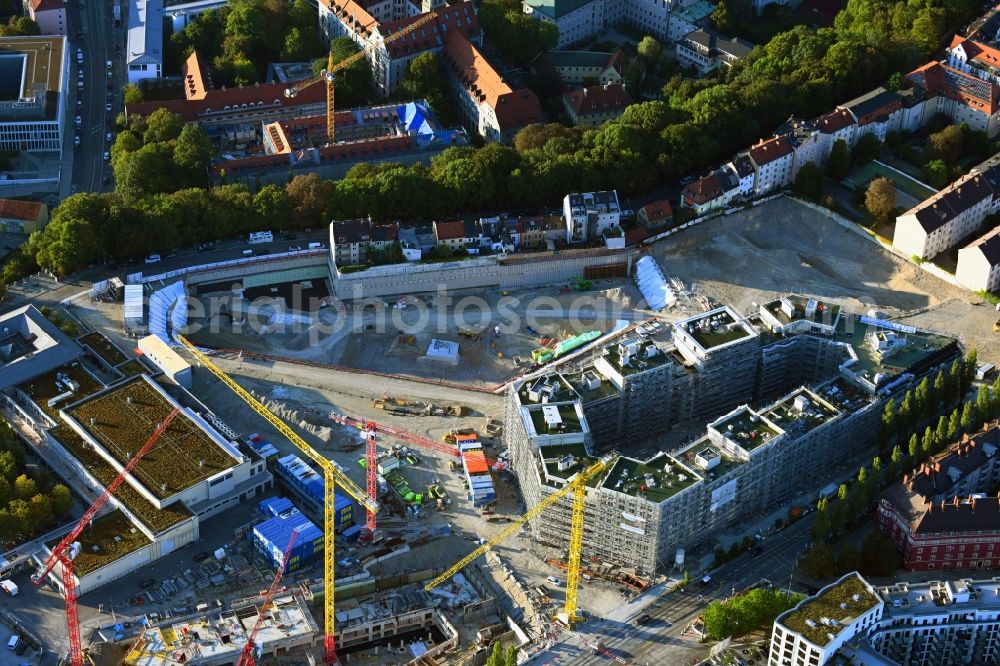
[676,437,746,479]
[518,374,578,405]
[779,574,881,647]
[674,307,756,353]
[50,509,151,577]
[763,295,841,328]
[835,316,956,380]
[712,408,781,452]
[526,402,584,437]
[20,362,103,421]
[67,376,237,499]
[763,389,840,435]
[601,454,701,503]
[599,338,673,376]
[561,368,621,402]
[539,442,601,484]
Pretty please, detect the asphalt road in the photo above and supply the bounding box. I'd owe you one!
[550,517,813,666]
[69,0,117,195]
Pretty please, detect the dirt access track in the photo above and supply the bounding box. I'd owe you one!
[650,196,1000,364]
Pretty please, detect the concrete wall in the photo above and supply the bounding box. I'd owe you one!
[330,249,634,299]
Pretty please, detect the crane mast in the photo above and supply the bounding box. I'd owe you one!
[283,11,438,142]
[35,408,180,666]
[176,336,376,663]
[237,530,298,666]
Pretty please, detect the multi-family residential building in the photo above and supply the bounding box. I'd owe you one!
[562,83,632,126]
[0,198,49,234]
[774,117,827,180]
[563,190,621,243]
[727,154,756,196]
[906,61,1000,138]
[675,28,753,76]
[773,572,1000,665]
[947,34,1000,86]
[27,0,66,35]
[522,0,615,49]
[748,136,794,194]
[838,87,904,143]
[637,199,673,229]
[680,168,742,215]
[957,224,1000,292]
[329,219,399,267]
[531,50,626,87]
[769,573,885,666]
[877,424,1000,571]
[127,0,163,83]
[666,0,714,43]
[506,298,956,574]
[893,167,999,260]
[0,36,68,153]
[432,219,478,251]
[441,32,543,143]
[320,0,482,97]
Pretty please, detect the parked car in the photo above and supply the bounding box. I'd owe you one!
[73,135,80,146]
[195,242,214,252]
[635,613,652,626]
[144,254,161,264]
[103,151,110,161]
[73,115,81,127]
[105,102,112,112]
[139,578,156,588]
[546,576,561,585]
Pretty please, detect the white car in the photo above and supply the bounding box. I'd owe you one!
[103,151,110,161]
[105,102,112,112]
[144,254,161,264]
[106,132,114,142]
[73,115,81,126]
[73,135,80,146]
[106,70,112,79]
[546,576,561,585]
[76,48,83,63]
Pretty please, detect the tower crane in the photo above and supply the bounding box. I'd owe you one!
[424,457,612,625]
[363,422,377,543]
[33,408,180,666]
[237,530,298,666]
[175,336,377,664]
[283,11,438,143]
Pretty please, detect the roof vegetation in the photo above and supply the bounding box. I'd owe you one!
[49,509,151,577]
[79,332,129,367]
[780,574,880,647]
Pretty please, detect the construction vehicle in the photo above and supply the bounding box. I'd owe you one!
[425,456,612,625]
[284,12,437,142]
[531,329,602,364]
[237,530,298,666]
[442,428,477,445]
[33,408,179,666]
[570,276,593,291]
[994,319,1000,333]
[177,336,377,664]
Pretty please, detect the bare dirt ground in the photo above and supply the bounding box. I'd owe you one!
[650,197,998,362]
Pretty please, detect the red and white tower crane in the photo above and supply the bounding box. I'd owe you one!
[363,421,377,542]
[33,408,180,666]
[237,530,298,666]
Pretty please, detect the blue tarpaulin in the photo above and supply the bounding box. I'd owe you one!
[398,103,434,134]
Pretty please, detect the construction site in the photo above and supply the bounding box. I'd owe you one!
[10,194,1000,665]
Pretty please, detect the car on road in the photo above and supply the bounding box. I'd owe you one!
[103,151,110,161]
[194,551,212,563]
[106,132,115,143]
[196,242,214,252]
[73,115,81,127]
[76,48,83,63]
[144,254,161,264]
[73,135,80,146]
[699,575,712,587]
[635,614,652,626]
[139,578,156,588]
[546,576,561,585]
[106,102,112,112]
[107,69,112,79]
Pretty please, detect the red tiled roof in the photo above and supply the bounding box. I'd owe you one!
[748,136,793,167]
[624,227,650,245]
[606,50,627,74]
[442,33,542,131]
[380,1,481,60]
[816,108,855,134]
[950,35,1000,70]
[906,61,1000,116]
[30,0,63,12]
[327,0,378,39]
[682,174,723,205]
[562,83,633,115]
[434,219,467,240]
[183,51,212,101]
[0,198,44,222]
[640,199,673,225]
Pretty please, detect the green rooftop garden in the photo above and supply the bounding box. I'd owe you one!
[49,509,151,577]
[21,363,103,421]
[117,359,147,377]
[835,317,956,379]
[713,409,781,451]
[764,390,840,434]
[600,339,672,375]
[677,439,745,478]
[518,375,577,405]
[68,377,236,499]
[678,310,753,351]
[780,575,880,647]
[561,369,621,402]
[539,443,603,485]
[79,332,129,367]
[50,425,192,533]
[602,454,700,503]
[527,403,583,436]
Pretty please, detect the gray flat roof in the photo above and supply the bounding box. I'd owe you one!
[0,304,80,390]
[128,0,163,66]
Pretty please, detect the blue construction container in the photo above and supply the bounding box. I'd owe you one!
[259,496,296,518]
[250,499,323,572]
[275,454,355,532]
[247,433,279,462]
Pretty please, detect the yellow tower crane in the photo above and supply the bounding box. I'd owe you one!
[176,336,377,664]
[284,11,438,143]
[424,456,612,625]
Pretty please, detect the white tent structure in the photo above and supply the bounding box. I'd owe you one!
[634,255,675,310]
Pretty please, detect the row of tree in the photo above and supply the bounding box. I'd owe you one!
[799,529,901,580]
[701,587,802,641]
[0,421,73,545]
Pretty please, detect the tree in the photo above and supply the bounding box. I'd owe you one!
[477,0,558,68]
[51,484,72,517]
[837,544,862,574]
[921,425,935,457]
[637,36,664,62]
[889,444,903,477]
[398,52,455,126]
[914,376,930,418]
[811,498,830,542]
[486,642,504,666]
[0,16,41,37]
[923,159,950,189]
[961,401,975,432]
[935,415,948,451]
[123,84,144,105]
[286,173,335,227]
[712,0,753,36]
[948,358,962,405]
[328,37,372,108]
[173,125,214,176]
[881,398,896,442]
[926,124,965,165]
[865,177,897,224]
[853,134,882,165]
[949,408,961,439]
[884,72,903,92]
[861,529,901,576]
[13,474,36,501]
[253,184,290,229]
[800,543,837,579]
[826,139,851,181]
[908,433,920,462]
[976,384,991,425]
[794,162,824,200]
[143,107,185,144]
[964,349,978,393]
[899,390,914,432]
[912,7,947,56]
